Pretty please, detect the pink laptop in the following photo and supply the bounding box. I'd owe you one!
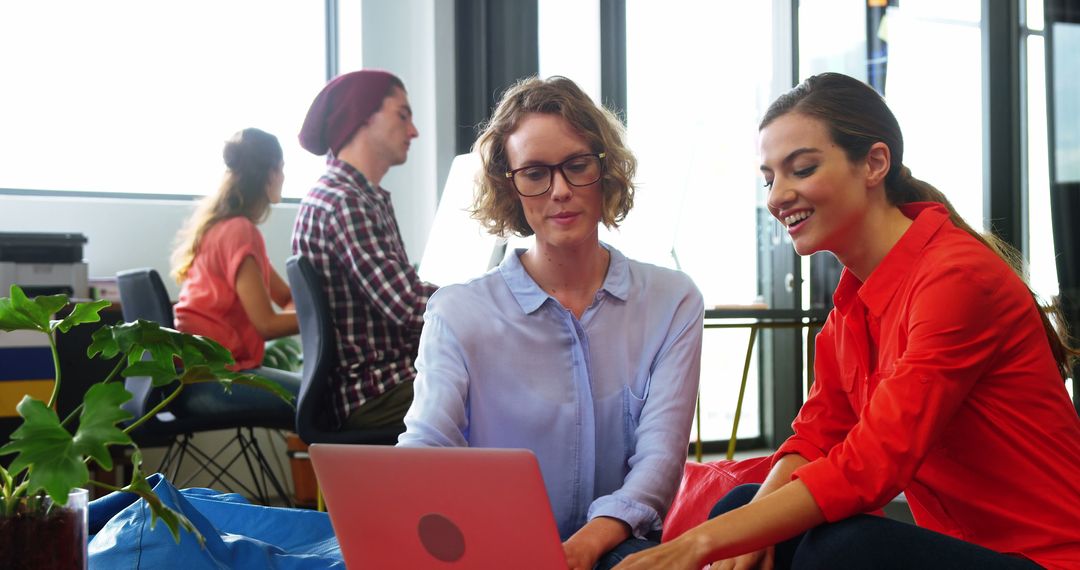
[309,444,568,569]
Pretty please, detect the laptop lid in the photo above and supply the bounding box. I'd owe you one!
[309,444,567,569]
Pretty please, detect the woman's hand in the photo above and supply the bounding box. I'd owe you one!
[618,471,825,570]
[711,545,774,570]
[614,536,773,570]
[562,517,631,570]
[563,538,602,570]
[612,537,705,570]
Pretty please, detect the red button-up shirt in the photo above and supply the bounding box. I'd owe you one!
[778,202,1080,569]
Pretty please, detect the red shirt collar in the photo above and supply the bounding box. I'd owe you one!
[832,202,951,317]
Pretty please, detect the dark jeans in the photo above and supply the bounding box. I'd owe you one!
[710,484,1043,570]
[594,536,660,570]
[169,366,301,427]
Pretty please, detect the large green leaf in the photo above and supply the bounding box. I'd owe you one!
[175,365,294,405]
[0,296,38,331]
[0,462,12,493]
[72,383,134,470]
[179,333,235,365]
[88,320,176,361]
[0,397,88,504]
[122,359,183,388]
[229,373,296,404]
[0,384,134,503]
[54,298,111,333]
[176,364,223,384]
[87,325,123,360]
[90,321,185,388]
[126,451,203,545]
[0,285,67,332]
[263,337,302,372]
[89,320,237,370]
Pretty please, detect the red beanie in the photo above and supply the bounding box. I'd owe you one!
[298,69,402,156]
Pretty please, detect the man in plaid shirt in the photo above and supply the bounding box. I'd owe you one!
[292,70,437,429]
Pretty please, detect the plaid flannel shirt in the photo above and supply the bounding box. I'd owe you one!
[292,158,437,426]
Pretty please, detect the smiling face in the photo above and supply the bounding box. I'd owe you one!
[505,113,603,253]
[759,112,875,259]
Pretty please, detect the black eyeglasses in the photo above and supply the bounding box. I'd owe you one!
[505,152,606,197]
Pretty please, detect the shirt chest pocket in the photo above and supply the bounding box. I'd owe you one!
[842,366,893,411]
[622,384,647,455]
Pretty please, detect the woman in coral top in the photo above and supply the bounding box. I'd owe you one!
[172,128,299,373]
[618,73,1080,569]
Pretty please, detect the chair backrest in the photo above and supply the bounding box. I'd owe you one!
[115,268,174,420]
[116,268,174,328]
[285,254,403,445]
[286,255,339,443]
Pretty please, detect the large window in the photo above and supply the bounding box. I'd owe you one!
[0,2,327,199]
[884,1,984,228]
[1025,6,1059,302]
[538,0,601,103]
[531,0,1066,448]
[800,1,984,230]
[623,1,779,443]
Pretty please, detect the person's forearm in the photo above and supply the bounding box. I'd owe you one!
[754,453,809,499]
[259,311,299,339]
[672,479,825,565]
[565,517,631,563]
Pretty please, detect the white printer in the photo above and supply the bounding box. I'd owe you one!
[0,232,89,299]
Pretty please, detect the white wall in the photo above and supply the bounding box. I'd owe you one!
[0,194,299,298]
[359,0,457,260]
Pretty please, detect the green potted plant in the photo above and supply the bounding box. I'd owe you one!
[0,285,293,568]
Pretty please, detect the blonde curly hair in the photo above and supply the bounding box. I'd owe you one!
[470,76,636,237]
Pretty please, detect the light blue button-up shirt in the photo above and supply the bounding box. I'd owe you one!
[399,245,703,539]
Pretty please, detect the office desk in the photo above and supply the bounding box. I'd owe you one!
[696,307,829,462]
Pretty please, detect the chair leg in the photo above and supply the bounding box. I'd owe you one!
[242,428,293,507]
[149,430,292,506]
[177,431,252,491]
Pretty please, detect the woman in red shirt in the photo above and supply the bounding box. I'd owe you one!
[618,73,1080,569]
[172,128,299,371]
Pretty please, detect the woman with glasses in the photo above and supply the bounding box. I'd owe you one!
[616,73,1080,570]
[398,76,703,569]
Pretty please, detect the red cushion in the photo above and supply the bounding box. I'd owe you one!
[662,455,774,542]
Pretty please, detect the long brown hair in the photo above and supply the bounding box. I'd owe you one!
[762,72,1077,378]
[171,128,283,282]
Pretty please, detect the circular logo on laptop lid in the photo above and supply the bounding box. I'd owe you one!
[417,513,466,562]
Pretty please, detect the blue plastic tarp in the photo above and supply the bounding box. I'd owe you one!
[88,474,343,569]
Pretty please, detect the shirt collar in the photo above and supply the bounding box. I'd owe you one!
[499,242,630,314]
[833,202,950,316]
[324,156,387,198]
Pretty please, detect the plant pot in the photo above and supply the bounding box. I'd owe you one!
[0,488,88,569]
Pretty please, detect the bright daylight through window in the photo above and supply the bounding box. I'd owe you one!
[0,1,326,199]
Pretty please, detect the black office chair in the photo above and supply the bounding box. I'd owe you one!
[285,254,404,445]
[116,268,297,505]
